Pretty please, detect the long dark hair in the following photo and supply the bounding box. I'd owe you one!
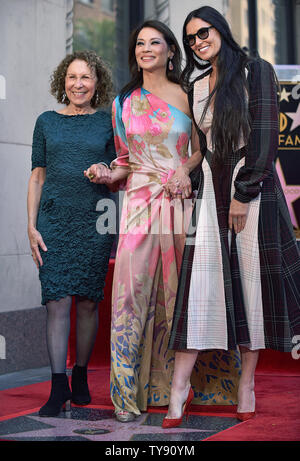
[119,20,182,106]
[182,6,252,161]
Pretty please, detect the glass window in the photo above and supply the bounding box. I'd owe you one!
[256,0,276,63]
[226,0,299,65]
[101,0,115,13]
[73,0,116,73]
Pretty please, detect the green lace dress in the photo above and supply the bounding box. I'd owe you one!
[31,110,116,305]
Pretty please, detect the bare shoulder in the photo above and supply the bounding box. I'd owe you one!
[169,83,191,117]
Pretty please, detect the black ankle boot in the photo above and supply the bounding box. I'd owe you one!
[39,373,72,417]
[71,364,91,405]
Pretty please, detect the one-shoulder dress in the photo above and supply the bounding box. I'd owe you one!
[109,88,241,415]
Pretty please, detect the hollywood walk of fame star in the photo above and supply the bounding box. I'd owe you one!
[276,158,300,229]
[286,102,300,132]
[0,410,232,442]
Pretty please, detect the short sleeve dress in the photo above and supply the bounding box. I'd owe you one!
[31,110,116,305]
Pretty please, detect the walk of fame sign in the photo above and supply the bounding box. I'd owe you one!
[276,81,300,239]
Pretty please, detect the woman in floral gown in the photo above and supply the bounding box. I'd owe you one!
[87,20,240,422]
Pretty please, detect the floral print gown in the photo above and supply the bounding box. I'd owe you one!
[110,88,240,416]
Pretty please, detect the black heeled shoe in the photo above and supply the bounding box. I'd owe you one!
[39,373,72,417]
[71,364,91,405]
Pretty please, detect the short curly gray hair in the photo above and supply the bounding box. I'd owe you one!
[50,50,114,108]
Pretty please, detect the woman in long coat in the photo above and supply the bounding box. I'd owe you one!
[162,6,300,428]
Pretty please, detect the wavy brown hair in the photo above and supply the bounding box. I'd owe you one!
[50,50,114,108]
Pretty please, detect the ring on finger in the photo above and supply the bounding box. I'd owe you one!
[88,173,95,179]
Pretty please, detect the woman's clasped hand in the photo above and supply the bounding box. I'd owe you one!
[163,165,192,199]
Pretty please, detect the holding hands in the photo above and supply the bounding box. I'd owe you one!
[84,163,112,184]
[164,166,249,234]
[164,165,192,199]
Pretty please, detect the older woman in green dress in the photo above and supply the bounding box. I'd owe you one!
[27,51,115,417]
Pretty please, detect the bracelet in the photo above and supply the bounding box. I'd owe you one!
[98,162,110,169]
